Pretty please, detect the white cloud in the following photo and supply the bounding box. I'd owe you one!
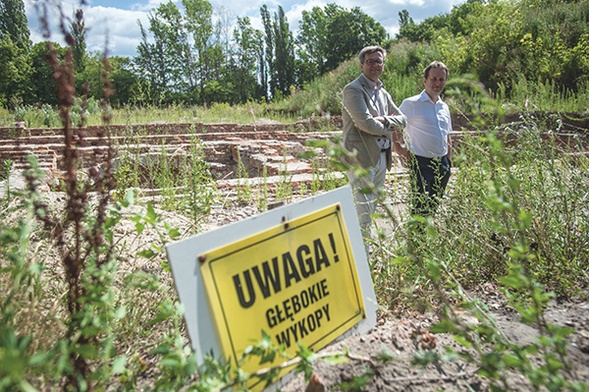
[386,0,426,5]
[25,0,148,57]
[284,0,327,30]
[134,0,177,12]
[82,6,148,56]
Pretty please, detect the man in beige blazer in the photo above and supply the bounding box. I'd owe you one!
[342,45,406,244]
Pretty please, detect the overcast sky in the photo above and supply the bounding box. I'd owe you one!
[24,0,467,58]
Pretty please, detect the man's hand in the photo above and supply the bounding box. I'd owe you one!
[387,116,405,130]
[392,131,410,167]
[375,116,386,125]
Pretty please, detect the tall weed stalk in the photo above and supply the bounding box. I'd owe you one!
[1,6,192,391]
[368,83,589,388]
[423,125,589,390]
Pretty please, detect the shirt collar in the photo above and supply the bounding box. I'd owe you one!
[361,74,383,91]
[419,89,441,104]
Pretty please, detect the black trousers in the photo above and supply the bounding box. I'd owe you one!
[409,153,451,216]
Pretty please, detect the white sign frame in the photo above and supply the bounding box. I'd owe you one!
[165,185,377,385]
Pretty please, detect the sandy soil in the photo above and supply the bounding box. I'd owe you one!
[279,283,589,391]
[2,172,587,392]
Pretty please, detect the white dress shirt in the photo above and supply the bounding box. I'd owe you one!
[399,90,452,158]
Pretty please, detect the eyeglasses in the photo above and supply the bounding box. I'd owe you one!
[364,59,384,66]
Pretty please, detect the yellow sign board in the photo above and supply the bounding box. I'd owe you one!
[199,203,364,387]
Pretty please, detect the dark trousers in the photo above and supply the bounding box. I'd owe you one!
[409,153,451,216]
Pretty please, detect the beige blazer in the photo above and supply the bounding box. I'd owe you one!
[342,75,405,169]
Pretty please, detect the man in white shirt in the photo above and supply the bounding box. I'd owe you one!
[342,45,406,241]
[394,61,453,217]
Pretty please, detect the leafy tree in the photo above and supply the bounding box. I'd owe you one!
[14,0,589,109]
[199,11,227,105]
[296,4,387,85]
[272,6,296,97]
[260,4,296,99]
[183,0,214,103]
[296,6,329,82]
[516,0,589,90]
[451,0,589,93]
[397,9,417,40]
[133,0,235,105]
[396,0,589,96]
[230,17,264,103]
[397,10,450,42]
[320,4,387,73]
[70,8,87,73]
[0,0,31,50]
[135,1,192,104]
[80,53,138,107]
[0,36,32,106]
[397,1,486,42]
[136,21,167,104]
[0,37,31,106]
[70,8,91,99]
[445,0,488,37]
[28,41,64,106]
[0,0,32,106]
[108,56,140,107]
[200,44,227,103]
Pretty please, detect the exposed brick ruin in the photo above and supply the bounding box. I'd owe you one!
[1,112,588,194]
[0,118,345,193]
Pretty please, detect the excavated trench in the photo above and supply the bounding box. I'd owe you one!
[1,112,588,197]
[0,119,342,194]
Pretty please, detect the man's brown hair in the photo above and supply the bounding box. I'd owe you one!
[358,45,387,63]
[424,61,449,79]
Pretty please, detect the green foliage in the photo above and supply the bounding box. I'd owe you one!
[2,3,589,390]
[0,159,11,182]
[259,5,296,100]
[27,42,64,106]
[3,77,589,392]
[0,36,32,106]
[232,17,265,104]
[181,136,218,225]
[13,1,395,108]
[0,160,44,392]
[380,40,442,99]
[5,0,589,116]
[297,4,388,79]
[271,57,358,118]
[337,368,373,391]
[305,139,347,194]
[430,114,589,296]
[275,148,294,203]
[0,0,31,50]
[10,100,64,128]
[393,0,589,106]
[362,84,589,389]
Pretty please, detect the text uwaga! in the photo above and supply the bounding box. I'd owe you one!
[232,233,340,348]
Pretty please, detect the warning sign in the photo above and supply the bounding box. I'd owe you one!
[165,185,377,391]
[199,204,364,370]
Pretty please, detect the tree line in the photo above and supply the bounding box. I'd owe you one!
[0,0,388,108]
[1,0,588,111]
